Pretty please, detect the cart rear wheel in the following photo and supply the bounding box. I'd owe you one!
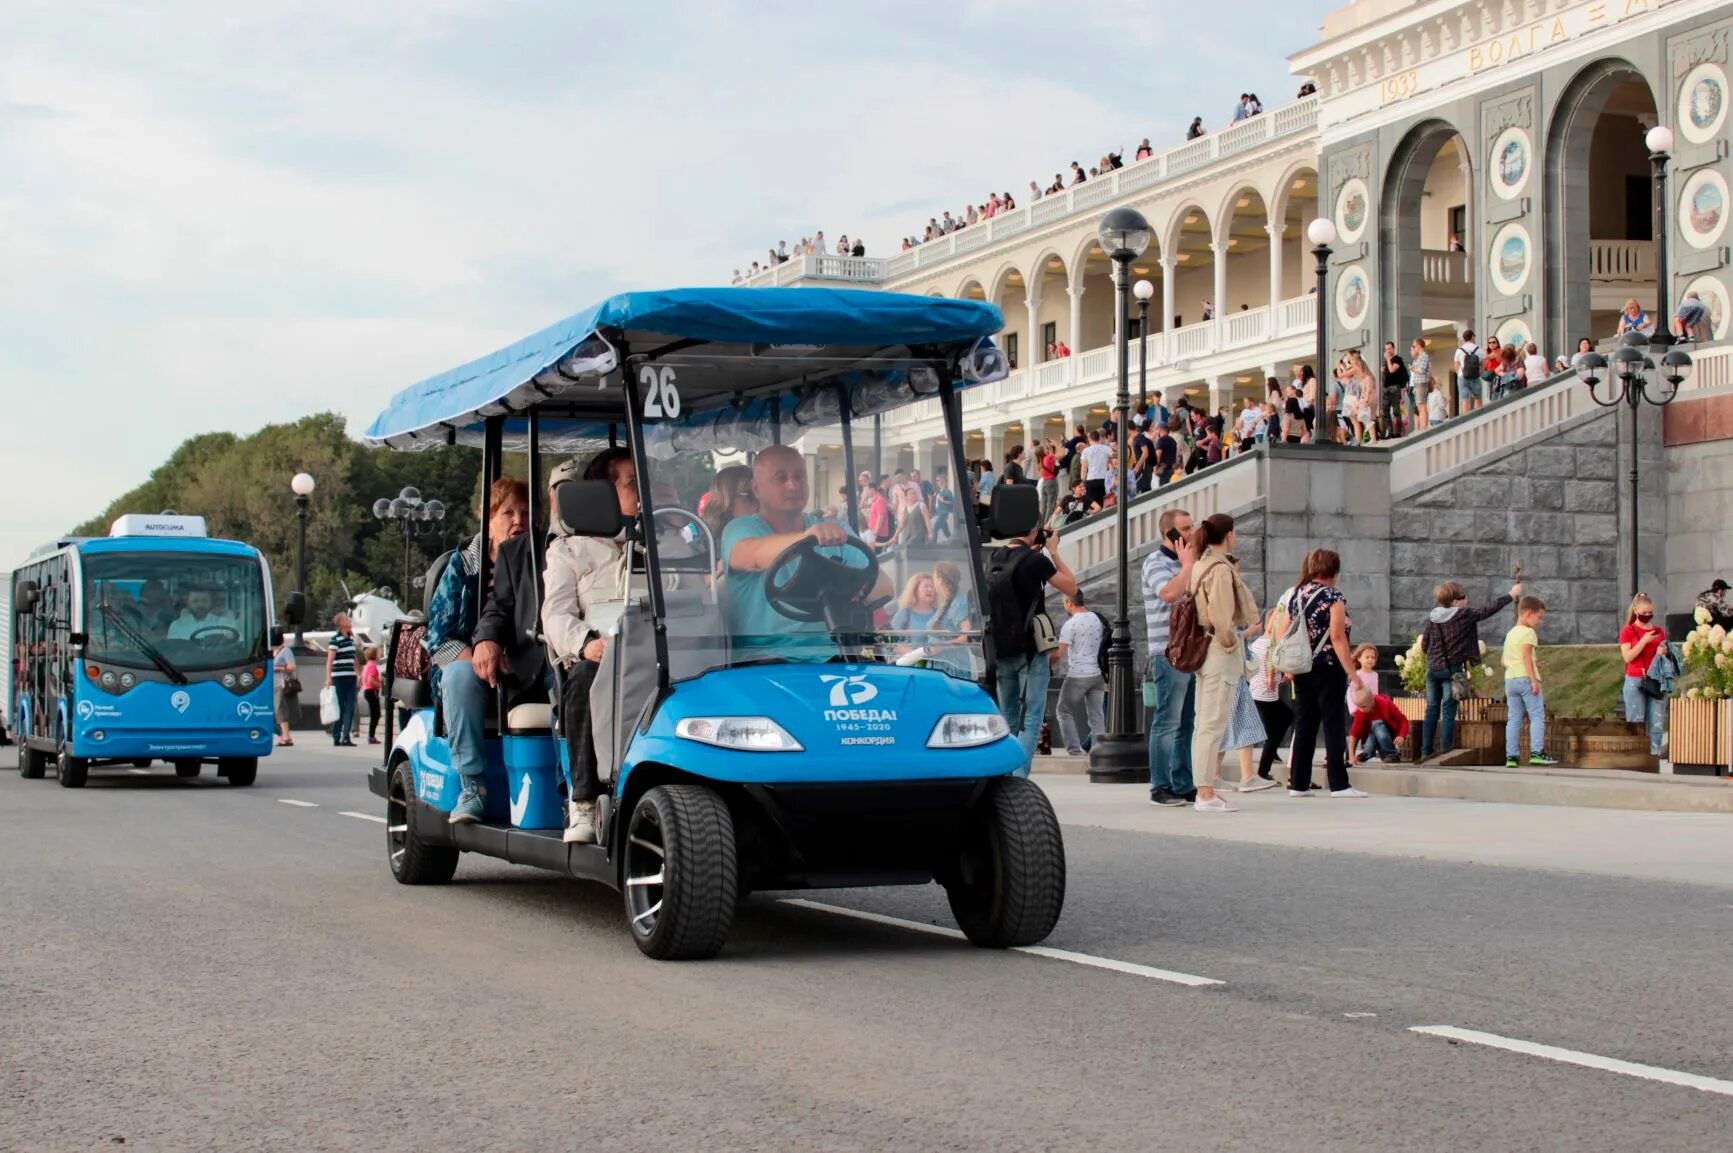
[624,784,738,960]
[18,745,46,779]
[388,761,457,885]
[218,757,256,786]
[57,748,88,789]
[945,776,1066,948]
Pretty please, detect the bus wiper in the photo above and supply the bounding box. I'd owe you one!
[99,603,189,685]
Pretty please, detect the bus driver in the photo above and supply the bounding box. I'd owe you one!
[167,587,238,640]
[721,445,889,654]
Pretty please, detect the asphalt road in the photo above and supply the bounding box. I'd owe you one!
[4,744,1732,1152]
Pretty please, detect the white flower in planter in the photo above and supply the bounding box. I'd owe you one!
[1722,635,1733,655]
[1687,687,1701,699]
[1479,640,1488,656]
[1696,606,1713,625]
[1395,654,1407,667]
[1712,625,1729,646]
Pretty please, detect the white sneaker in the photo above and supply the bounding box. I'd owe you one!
[1287,789,1312,797]
[1194,795,1238,812]
[1239,778,1278,793]
[563,800,598,844]
[1331,787,1369,798]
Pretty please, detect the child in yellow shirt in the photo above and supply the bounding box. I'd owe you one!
[1502,596,1557,767]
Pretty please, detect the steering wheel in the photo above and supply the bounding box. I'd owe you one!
[763,534,880,625]
[188,624,241,648]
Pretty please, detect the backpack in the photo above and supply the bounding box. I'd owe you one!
[1164,595,1212,674]
[1092,610,1113,674]
[985,546,1056,659]
[1268,585,1329,676]
[1459,346,1482,381]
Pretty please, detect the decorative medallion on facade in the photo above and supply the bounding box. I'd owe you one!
[1495,317,1533,353]
[1682,275,1729,342]
[1679,62,1728,145]
[1680,169,1728,250]
[1488,222,1532,295]
[1489,126,1531,200]
[1335,265,1370,330]
[1335,177,1370,243]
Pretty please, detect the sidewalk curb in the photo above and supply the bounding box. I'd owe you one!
[1032,756,1733,814]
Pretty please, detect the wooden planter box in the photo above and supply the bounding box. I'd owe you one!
[1669,698,1733,776]
[1393,695,1653,769]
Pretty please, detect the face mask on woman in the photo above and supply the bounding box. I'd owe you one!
[1635,612,1654,624]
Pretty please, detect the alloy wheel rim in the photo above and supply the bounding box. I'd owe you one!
[624,805,666,938]
[387,771,409,873]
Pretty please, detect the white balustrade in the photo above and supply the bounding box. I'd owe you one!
[1279,294,1315,335]
[1420,249,1470,289]
[1078,345,1114,382]
[739,97,1321,290]
[1683,343,1731,392]
[1388,372,1591,495]
[1173,320,1214,359]
[1059,454,1264,576]
[1221,306,1270,350]
[1033,359,1071,392]
[1589,239,1652,281]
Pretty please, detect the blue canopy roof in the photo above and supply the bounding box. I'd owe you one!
[363,286,1005,451]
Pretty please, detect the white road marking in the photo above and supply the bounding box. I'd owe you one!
[277,799,319,808]
[339,811,387,824]
[1345,1012,1379,1019]
[1410,1026,1733,1098]
[128,768,150,775]
[780,899,1223,988]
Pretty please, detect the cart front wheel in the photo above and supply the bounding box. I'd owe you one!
[388,761,457,885]
[57,748,88,789]
[624,784,738,960]
[18,745,46,779]
[945,776,1066,948]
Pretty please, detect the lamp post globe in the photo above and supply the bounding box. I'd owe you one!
[372,498,392,519]
[1645,125,1674,156]
[1089,207,1152,782]
[291,472,316,497]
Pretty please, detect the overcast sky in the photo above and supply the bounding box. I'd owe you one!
[0,0,1337,569]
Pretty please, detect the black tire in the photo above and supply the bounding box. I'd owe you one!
[623,784,738,960]
[132,759,152,769]
[18,744,46,779]
[174,761,201,778]
[945,776,1066,948]
[388,761,458,885]
[57,748,89,789]
[218,757,257,787]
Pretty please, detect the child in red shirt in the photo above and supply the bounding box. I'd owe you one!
[1350,682,1409,763]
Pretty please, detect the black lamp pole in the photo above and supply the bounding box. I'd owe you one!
[1088,207,1152,783]
[1648,125,1673,331]
[1308,218,1337,439]
[1578,337,1692,600]
[1136,295,1151,411]
[291,472,315,647]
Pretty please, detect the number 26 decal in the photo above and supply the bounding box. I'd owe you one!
[639,365,681,419]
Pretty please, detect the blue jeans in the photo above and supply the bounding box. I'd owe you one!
[1421,666,1458,757]
[1358,719,1399,760]
[1145,653,1196,796]
[995,651,1051,774]
[330,676,357,743]
[1505,677,1544,758]
[440,659,490,778]
[1622,675,1669,756]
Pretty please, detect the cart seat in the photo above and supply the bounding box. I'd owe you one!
[504,702,554,733]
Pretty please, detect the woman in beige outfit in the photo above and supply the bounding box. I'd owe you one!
[1187,512,1260,812]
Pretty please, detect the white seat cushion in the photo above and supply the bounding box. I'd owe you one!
[504,702,554,731]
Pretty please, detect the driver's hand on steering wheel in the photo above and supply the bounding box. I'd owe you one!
[805,522,849,548]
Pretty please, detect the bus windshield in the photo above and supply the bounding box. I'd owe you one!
[636,412,986,683]
[83,552,268,673]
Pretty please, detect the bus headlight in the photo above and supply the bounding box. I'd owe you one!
[119,673,136,689]
[239,671,255,688]
[926,713,1010,749]
[674,717,803,752]
[101,671,117,689]
[222,673,238,688]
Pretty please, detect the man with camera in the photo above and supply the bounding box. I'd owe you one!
[984,521,1079,771]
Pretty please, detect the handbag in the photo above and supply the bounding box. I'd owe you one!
[1449,667,1475,701]
[1638,676,1666,701]
[283,676,303,696]
[1164,595,1212,674]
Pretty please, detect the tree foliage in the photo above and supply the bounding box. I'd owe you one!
[71,414,484,624]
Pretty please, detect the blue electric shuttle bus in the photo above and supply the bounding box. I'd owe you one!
[6,514,278,787]
[363,285,1067,960]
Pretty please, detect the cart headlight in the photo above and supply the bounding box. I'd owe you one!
[927,713,1010,749]
[675,716,803,752]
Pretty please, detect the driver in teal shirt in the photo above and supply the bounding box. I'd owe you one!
[722,445,886,657]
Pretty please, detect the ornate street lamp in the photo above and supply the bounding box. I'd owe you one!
[1577,331,1692,599]
[1088,206,1152,783]
[1307,217,1337,435]
[1134,278,1156,412]
[373,486,446,605]
[1646,124,1675,339]
[289,472,316,646]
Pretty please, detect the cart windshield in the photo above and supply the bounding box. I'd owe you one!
[639,414,985,684]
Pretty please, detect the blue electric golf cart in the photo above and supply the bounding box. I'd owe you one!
[362,286,1065,959]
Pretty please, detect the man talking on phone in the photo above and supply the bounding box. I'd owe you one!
[1141,508,1198,805]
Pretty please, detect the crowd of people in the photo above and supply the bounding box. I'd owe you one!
[733,232,868,283]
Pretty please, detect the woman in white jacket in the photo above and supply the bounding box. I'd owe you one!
[541,448,638,844]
